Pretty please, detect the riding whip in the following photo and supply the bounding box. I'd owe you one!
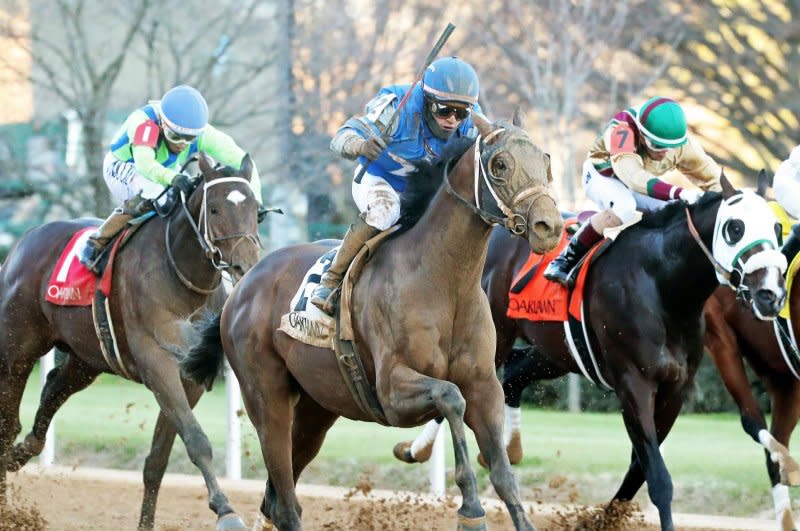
[354,22,456,183]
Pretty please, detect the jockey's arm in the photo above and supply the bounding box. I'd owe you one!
[675,136,723,192]
[774,145,800,219]
[132,145,179,187]
[330,91,399,160]
[197,125,262,204]
[606,122,682,201]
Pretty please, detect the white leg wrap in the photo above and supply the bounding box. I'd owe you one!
[410,419,442,458]
[760,429,784,462]
[772,484,792,521]
[504,405,522,446]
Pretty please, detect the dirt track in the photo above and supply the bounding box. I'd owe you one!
[2,466,777,530]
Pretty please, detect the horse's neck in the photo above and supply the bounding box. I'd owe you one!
[404,169,492,288]
[657,205,720,309]
[163,206,218,292]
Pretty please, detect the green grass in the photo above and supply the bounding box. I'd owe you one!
[16,365,777,517]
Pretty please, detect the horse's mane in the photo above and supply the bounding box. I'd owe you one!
[636,191,721,230]
[395,136,475,234]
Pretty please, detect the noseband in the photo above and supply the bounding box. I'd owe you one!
[166,176,259,294]
[443,131,556,235]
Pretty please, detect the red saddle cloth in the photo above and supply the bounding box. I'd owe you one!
[507,220,604,322]
[45,227,122,306]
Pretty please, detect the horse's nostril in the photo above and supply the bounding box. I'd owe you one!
[756,289,777,305]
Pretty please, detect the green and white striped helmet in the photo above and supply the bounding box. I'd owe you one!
[635,96,688,149]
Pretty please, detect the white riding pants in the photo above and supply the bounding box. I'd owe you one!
[352,167,402,231]
[582,159,669,223]
[102,152,166,204]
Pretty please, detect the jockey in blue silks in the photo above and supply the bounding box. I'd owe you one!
[310,57,484,315]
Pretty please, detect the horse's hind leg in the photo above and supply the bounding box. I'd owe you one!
[8,354,100,471]
[239,350,302,531]
[137,379,205,531]
[254,391,338,530]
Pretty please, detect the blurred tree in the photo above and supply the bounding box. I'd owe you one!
[0,0,151,214]
[656,1,799,185]
[471,0,684,206]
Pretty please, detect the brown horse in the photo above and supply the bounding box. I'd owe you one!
[0,153,259,531]
[394,179,788,530]
[179,115,563,531]
[703,177,800,531]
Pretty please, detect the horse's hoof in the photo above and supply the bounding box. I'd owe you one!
[393,441,423,463]
[217,512,246,531]
[507,432,523,465]
[251,512,276,531]
[457,513,488,531]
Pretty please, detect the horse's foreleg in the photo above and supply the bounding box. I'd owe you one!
[382,365,487,530]
[8,356,99,472]
[137,379,205,531]
[464,374,535,531]
[617,375,674,531]
[138,353,245,531]
[392,417,443,464]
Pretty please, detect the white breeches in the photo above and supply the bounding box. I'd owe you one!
[582,160,669,223]
[352,168,401,231]
[102,152,166,204]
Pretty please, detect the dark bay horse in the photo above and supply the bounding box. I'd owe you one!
[394,179,787,530]
[0,153,259,531]
[179,115,563,531]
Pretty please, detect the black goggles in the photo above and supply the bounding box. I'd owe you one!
[430,101,471,121]
[163,126,197,145]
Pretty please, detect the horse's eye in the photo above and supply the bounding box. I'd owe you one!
[490,154,514,179]
[210,207,219,215]
[723,219,745,245]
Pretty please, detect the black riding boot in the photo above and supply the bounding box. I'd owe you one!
[79,195,152,273]
[782,223,800,265]
[543,222,603,287]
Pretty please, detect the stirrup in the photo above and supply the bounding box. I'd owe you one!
[79,245,104,274]
[310,285,340,316]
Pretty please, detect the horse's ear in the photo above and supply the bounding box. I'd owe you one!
[511,106,525,129]
[198,152,215,178]
[545,153,553,183]
[240,154,254,178]
[757,169,769,198]
[472,112,493,138]
[720,169,737,199]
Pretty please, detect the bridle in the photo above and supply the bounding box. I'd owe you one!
[686,197,786,305]
[443,129,557,235]
[166,176,260,294]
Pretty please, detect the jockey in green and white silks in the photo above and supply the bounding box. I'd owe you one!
[544,96,724,286]
[774,146,800,263]
[310,56,483,315]
[80,85,261,273]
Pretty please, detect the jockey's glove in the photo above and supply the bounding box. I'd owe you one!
[679,188,702,204]
[170,172,194,197]
[358,136,387,161]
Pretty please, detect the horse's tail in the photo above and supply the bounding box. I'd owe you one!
[179,312,225,391]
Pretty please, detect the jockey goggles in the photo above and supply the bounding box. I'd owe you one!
[430,101,471,121]
[642,135,670,153]
[163,125,197,146]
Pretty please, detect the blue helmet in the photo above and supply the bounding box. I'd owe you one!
[421,57,479,106]
[160,85,209,136]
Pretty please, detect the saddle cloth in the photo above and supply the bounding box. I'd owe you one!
[507,220,613,390]
[45,227,98,306]
[278,247,338,349]
[507,219,606,323]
